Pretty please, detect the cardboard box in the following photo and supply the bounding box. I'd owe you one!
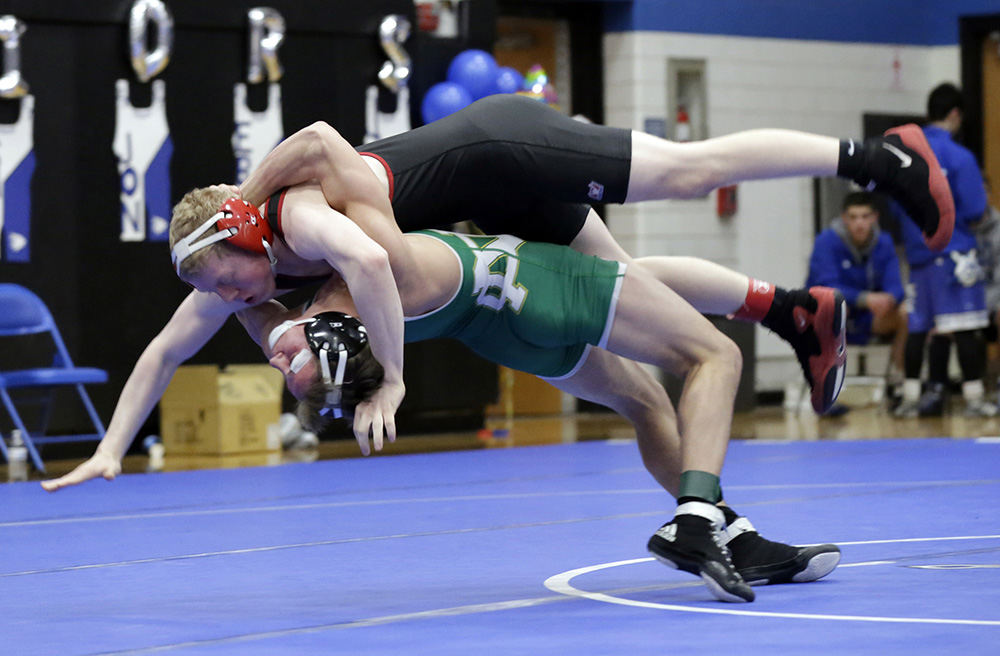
[225,363,285,397]
[161,364,283,455]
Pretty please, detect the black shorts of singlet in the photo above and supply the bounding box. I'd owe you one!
[357,94,632,245]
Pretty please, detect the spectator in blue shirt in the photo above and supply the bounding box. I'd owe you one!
[894,83,991,417]
[808,191,907,400]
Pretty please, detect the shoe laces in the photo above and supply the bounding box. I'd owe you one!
[709,522,735,566]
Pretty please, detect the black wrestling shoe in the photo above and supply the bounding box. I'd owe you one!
[647,503,754,602]
[723,516,841,585]
[918,382,948,417]
[858,125,954,251]
[764,287,847,414]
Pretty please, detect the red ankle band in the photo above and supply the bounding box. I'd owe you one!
[733,278,775,322]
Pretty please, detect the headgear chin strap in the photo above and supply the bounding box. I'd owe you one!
[303,312,369,419]
[317,343,349,418]
[171,197,277,275]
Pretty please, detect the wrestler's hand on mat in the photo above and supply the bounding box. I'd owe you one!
[40,448,121,492]
[352,381,403,456]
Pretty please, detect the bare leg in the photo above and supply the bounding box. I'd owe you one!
[569,209,636,262]
[573,208,847,414]
[548,348,682,496]
[570,210,750,315]
[627,130,839,201]
[605,268,755,602]
[605,268,742,477]
[634,256,749,316]
[872,305,909,376]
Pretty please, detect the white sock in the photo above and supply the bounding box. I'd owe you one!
[903,379,921,403]
[962,379,985,403]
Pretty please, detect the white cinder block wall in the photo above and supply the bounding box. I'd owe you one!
[602,31,959,391]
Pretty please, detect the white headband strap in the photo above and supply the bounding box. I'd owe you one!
[289,349,312,374]
[171,212,234,274]
[318,344,348,419]
[334,344,348,388]
[319,344,332,384]
[268,318,311,351]
[262,239,278,274]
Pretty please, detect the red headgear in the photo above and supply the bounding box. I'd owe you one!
[214,198,274,254]
[171,197,277,274]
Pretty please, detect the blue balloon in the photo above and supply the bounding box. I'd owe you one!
[494,66,524,95]
[421,81,473,124]
[447,49,499,100]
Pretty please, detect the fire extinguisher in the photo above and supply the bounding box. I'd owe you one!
[717,185,738,218]
[675,104,691,142]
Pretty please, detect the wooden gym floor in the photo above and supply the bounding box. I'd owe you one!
[6,396,998,484]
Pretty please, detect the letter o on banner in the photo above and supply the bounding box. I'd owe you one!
[247,7,286,84]
[0,15,29,98]
[129,0,173,82]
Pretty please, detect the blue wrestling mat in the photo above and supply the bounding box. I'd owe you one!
[1,438,998,655]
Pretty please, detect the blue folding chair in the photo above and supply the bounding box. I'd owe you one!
[0,284,108,473]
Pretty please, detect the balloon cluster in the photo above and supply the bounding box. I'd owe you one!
[421,50,557,124]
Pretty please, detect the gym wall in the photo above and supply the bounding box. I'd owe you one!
[600,0,990,391]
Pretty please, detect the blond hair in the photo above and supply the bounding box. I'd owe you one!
[169,186,239,277]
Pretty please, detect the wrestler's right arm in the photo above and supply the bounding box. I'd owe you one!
[239,121,354,208]
[41,291,243,492]
[239,122,414,290]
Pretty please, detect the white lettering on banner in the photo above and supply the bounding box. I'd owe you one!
[463,234,528,313]
[0,93,34,262]
[233,82,284,184]
[113,78,173,242]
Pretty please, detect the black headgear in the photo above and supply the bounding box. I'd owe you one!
[304,312,369,418]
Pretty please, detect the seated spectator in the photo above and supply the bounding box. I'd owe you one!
[807,191,907,409]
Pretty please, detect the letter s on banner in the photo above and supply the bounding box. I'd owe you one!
[377,15,411,93]
[248,7,285,84]
[129,0,173,82]
[365,15,412,142]
[0,15,29,98]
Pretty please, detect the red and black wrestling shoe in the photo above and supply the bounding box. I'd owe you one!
[869,124,954,251]
[768,287,848,414]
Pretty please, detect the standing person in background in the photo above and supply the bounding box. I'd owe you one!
[974,177,1000,397]
[894,83,991,418]
[807,191,907,413]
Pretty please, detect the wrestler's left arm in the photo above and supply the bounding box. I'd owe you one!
[278,185,405,455]
[239,122,348,207]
